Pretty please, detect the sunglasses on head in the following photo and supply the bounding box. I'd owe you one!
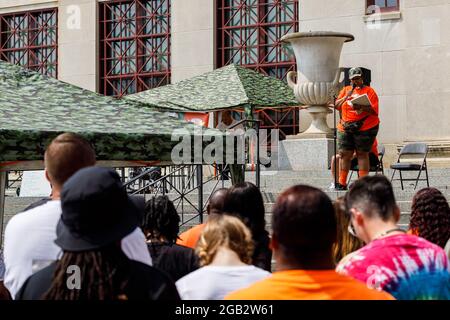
[348,222,357,237]
[346,207,357,237]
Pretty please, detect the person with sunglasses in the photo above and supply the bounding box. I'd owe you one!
[332,197,363,264]
[337,175,450,300]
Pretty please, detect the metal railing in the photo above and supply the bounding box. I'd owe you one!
[5,171,23,196]
[122,119,261,227]
[123,164,234,227]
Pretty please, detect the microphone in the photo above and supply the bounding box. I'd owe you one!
[347,83,356,97]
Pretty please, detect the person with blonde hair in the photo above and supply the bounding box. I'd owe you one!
[175,215,270,300]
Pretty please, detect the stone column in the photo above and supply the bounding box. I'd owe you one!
[58,0,97,91]
[171,0,217,179]
[171,0,215,83]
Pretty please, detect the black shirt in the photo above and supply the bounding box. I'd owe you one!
[253,230,273,272]
[147,242,199,282]
[16,260,180,300]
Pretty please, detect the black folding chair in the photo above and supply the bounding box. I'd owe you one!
[348,145,385,184]
[390,143,429,190]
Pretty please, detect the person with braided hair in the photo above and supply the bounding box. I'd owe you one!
[409,188,450,250]
[15,167,180,300]
[337,176,450,300]
[3,133,151,298]
[142,196,199,281]
[175,215,270,300]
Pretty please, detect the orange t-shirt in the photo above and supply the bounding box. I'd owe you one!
[225,269,395,300]
[337,85,380,132]
[176,223,206,249]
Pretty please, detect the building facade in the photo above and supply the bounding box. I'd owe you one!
[299,0,450,164]
[1,0,449,164]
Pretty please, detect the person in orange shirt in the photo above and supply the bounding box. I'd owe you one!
[332,67,380,190]
[177,188,227,249]
[225,185,394,300]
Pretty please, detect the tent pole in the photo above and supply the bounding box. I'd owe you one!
[256,121,260,189]
[333,98,338,188]
[197,165,204,223]
[0,171,6,247]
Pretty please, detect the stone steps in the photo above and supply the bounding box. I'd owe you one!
[4,168,450,239]
[178,168,450,234]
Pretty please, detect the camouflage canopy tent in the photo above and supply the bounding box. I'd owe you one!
[124,64,299,112]
[0,60,221,166]
[125,64,299,188]
[0,61,224,241]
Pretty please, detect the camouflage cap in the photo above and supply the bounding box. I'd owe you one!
[349,67,363,80]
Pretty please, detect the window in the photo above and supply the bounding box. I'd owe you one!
[217,0,298,80]
[0,9,58,77]
[217,0,300,139]
[99,0,171,97]
[366,0,399,13]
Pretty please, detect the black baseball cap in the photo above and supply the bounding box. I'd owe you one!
[55,167,143,251]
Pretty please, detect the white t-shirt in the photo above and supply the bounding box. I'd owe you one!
[175,265,270,300]
[3,200,152,298]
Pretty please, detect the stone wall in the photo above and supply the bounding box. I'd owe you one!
[171,0,215,83]
[58,0,97,91]
[298,0,450,164]
[2,0,449,166]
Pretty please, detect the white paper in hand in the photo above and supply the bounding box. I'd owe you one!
[350,94,371,107]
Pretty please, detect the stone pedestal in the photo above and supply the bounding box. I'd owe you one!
[296,106,334,139]
[278,138,335,171]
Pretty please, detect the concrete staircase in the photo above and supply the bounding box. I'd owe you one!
[3,168,450,237]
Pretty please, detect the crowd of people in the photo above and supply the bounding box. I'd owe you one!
[1,132,450,300]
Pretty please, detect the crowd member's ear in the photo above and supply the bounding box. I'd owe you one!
[351,208,365,228]
[44,168,51,183]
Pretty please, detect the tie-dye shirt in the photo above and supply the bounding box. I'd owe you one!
[336,234,450,300]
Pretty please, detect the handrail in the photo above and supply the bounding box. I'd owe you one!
[123,165,190,194]
[121,118,262,227]
[123,166,161,188]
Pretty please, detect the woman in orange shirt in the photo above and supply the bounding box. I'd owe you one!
[332,67,380,191]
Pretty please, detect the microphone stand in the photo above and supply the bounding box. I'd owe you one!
[333,95,338,188]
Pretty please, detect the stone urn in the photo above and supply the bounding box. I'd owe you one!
[281,31,354,138]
